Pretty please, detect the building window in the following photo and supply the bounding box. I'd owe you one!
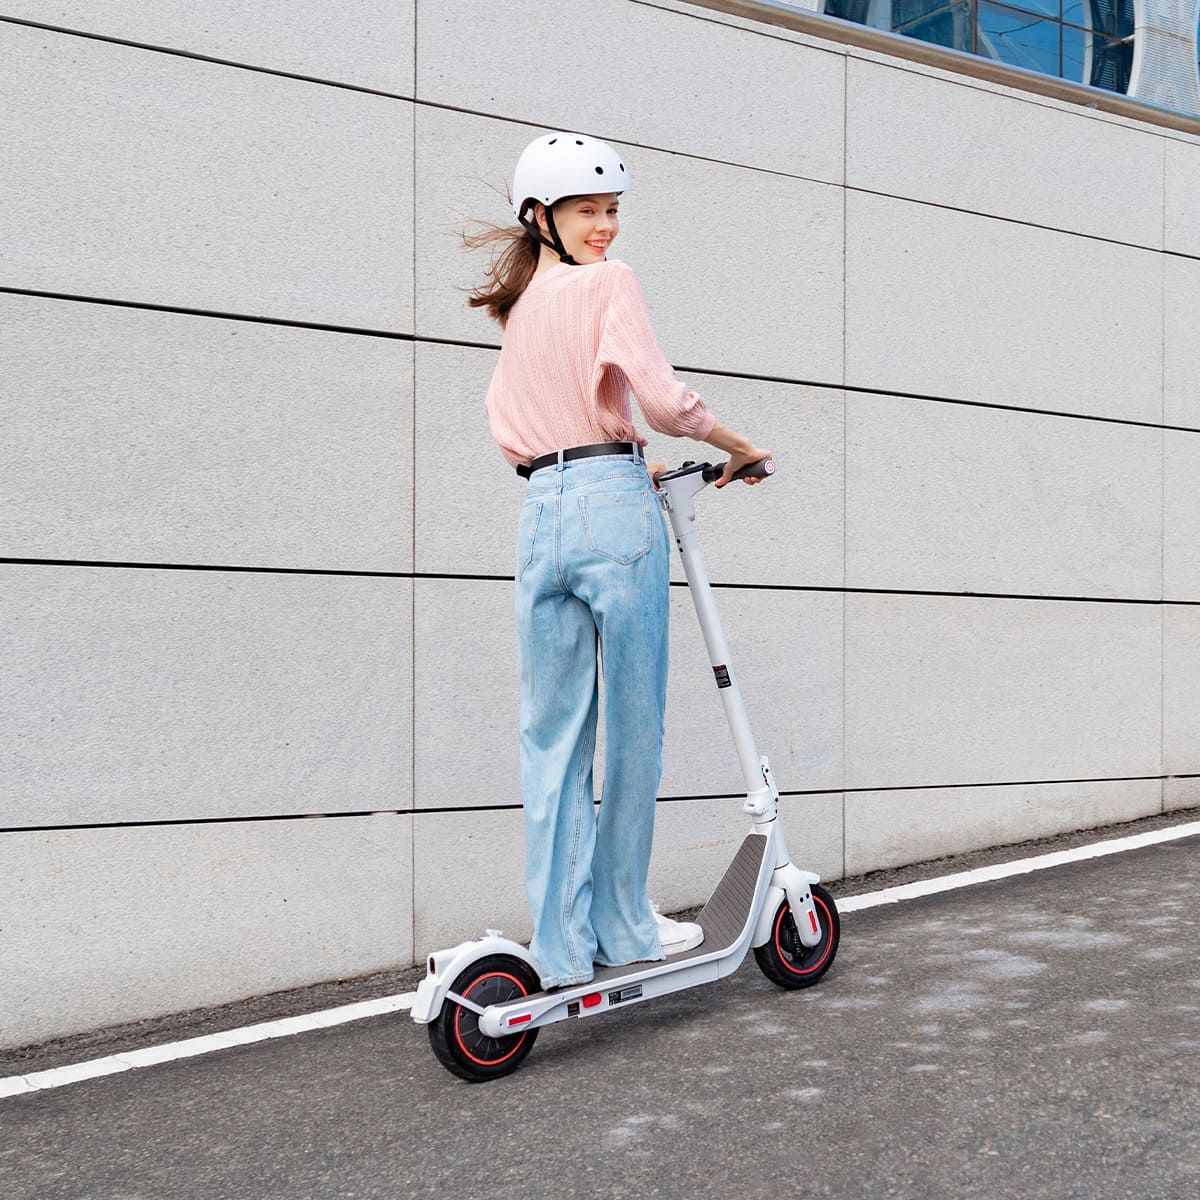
[826,0,1134,93]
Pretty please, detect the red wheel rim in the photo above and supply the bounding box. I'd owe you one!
[452,970,530,1066]
[773,895,834,976]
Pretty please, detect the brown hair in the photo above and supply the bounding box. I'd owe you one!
[464,221,541,326]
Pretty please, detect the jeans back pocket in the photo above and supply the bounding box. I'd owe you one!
[578,491,652,565]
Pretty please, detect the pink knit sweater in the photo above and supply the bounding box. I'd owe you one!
[485,259,716,467]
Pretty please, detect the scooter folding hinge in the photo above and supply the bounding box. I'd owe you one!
[742,786,773,818]
[742,755,778,818]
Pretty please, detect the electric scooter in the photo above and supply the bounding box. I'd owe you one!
[411,458,841,1081]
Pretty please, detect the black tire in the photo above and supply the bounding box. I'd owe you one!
[754,883,840,990]
[427,955,541,1082]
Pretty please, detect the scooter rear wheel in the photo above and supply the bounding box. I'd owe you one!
[754,883,840,990]
[427,954,541,1082]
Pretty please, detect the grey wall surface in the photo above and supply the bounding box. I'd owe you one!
[3,0,1198,1047]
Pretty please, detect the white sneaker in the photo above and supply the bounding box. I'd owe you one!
[652,905,704,955]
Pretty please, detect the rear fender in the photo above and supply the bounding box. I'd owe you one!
[410,934,538,1024]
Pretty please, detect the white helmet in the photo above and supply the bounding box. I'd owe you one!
[511,132,630,264]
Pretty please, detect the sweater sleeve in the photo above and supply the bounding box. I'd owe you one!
[596,262,717,441]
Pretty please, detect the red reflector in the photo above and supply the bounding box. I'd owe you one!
[508,1013,532,1026]
[808,910,819,934]
[582,993,603,1008]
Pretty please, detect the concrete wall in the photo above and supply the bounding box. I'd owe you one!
[2,0,1198,1046]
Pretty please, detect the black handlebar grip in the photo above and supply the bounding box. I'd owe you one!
[734,457,775,481]
[704,457,776,484]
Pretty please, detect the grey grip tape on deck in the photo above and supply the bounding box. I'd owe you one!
[527,833,770,998]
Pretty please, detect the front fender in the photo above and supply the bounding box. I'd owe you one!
[752,865,823,949]
[752,886,786,948]
[410,934,539,1024]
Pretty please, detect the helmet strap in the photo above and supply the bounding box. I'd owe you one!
[518,200,578,266]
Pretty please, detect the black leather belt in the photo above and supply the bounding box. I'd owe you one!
[516,441,643,479]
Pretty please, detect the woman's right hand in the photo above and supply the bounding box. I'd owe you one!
[703,420,772,487]
[715,449,773,487]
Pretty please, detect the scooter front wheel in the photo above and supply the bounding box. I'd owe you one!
[754,883,840,990]
[427,954,541,1082]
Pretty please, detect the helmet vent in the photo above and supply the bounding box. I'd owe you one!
[575,139,583,145]
[594,166,603,174]
[548,137,557,144]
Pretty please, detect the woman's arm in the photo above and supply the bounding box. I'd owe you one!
[598,264,772,482]
[596,263,716,442]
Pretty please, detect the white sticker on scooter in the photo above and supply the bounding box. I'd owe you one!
[608,984,643,1005]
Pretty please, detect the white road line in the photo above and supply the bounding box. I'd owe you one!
[3,818,1197,1099]
[0,992,416,1099]
[837,819,1200,912]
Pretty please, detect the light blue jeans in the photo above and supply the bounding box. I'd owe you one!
[515,453,670,989]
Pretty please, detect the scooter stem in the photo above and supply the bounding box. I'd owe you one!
[659,471,773,814]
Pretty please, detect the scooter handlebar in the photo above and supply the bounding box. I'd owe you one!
[652,458,776,488]
[706,457,775,485]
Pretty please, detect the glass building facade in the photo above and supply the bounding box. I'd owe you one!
[824,0,1140,94]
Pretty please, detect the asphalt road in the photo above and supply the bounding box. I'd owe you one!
[3,835,1197,1200]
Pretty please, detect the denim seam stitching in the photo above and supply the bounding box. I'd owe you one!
[561,719,592,982]
[551,490,568,593]
[517,499,543,581]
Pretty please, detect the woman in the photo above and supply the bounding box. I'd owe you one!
[470,131,771,990]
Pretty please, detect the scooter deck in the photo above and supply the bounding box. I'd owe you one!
[527,832,769,998]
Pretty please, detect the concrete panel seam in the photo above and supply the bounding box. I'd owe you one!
[10,774,1196,833]
[0,14,417,102]
[840,96,849,878]
[411,0,418,97]
[1162,466,1168,811]
[7,288,1200,435]
[691,376,1200,437]
[845,184,1171,256]
[416,96,835,187]
[841,391,1200,436]
[1161,145,1168,801]
[0,286,427,343]
[841,56,849,391]
[1162,144,1169,426]
[409,75,418,949]
[7,559,1200,606]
